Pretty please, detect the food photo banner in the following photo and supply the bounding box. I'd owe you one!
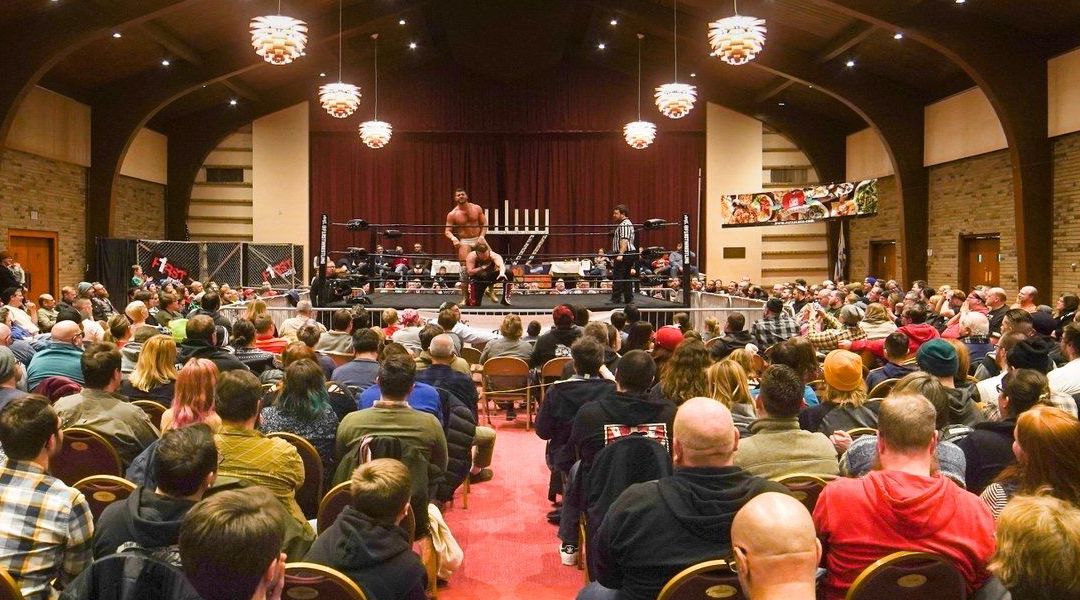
[719,179,878,227]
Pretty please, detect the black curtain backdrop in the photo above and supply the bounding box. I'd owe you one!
[95,238,137,299]
[310,61,705,260]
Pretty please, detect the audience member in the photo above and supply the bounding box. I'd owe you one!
[93,423,217,564]
[314,309,356,369]
[1,287,38,337]
[581,398,786,600]
[389,308,424,354]
[177,315,247,373]
[1049,322,1080,396]
[735,365,838,478]
[253,314,288,355]
[806,304,866,352]
[186,291,230,331]
[90,283,117,322]
[531,305,582,367]
[229,318,277,375]
[705,360,758,437]
[864,332,916,390]
[72,297,105,344]
[799,350,877,435]
[479,314,534,363]
[750,298,799,349]
[304,459,427,600]
[731,493,821,600]
[764,339,820,406]
[331,328,382,392]
[117,334,178,405]
[35,294,58,333]
[278,300,325,341]
[813,393,995,599]
[983,494,1080,599]
[179,487,287,600]
[259,358,340,478]
[844,304,939,358]
[26,320,85,389]
[857,303,897,340]
[155,293,184,328]
[917,338,982,425]
[653,336,709,406]
[54,343,158,467]
[414,324,471,375]
[213,369,314,559]
[0,346,27,411]
[0,396,93,598]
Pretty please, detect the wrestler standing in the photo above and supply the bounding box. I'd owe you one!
[464,242,512,306]
[444,188,488,301]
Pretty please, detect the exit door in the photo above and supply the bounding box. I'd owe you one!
[869,240,897,282]
[7,229,57,300]
[961,235,1000,290]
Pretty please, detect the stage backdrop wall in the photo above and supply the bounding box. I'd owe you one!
[309,61,705,262]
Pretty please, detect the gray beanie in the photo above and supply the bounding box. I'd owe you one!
[77,282,93,296]
[0,346,16,382]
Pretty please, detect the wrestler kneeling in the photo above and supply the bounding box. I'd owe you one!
[464,242,512,307]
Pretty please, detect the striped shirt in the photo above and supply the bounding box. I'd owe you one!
[0,460,93,600]
[612,218,636,254]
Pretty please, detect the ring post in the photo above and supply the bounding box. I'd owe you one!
[682,213,692,308]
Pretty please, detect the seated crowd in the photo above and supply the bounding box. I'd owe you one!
[0,271,1078,600]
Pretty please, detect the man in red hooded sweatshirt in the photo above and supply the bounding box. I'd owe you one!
[812,392,995,600]
[839,304,938,358]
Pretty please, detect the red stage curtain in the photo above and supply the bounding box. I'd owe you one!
[309,61,705,261]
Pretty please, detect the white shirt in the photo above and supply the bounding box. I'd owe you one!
[1049,358,1080,396]
[5,305,38,335]
[82,318,105,344]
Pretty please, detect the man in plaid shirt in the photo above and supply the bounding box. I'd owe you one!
[806,305,868,353]
[751,298,800,350]
[0,396,93,599]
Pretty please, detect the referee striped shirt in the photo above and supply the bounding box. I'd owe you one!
[612,218,636,253]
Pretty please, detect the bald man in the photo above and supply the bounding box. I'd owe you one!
[579,397,787,600]
[26,320,86,390]
[731,493,820,600]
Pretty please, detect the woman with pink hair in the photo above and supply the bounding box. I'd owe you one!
[160,358,221,433]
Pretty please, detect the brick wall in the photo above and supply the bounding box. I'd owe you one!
[0,148,87,286]
[1053,132,1080,300]
[927,149,1017,293]
[847,175,902,284]
[113,175,165,240]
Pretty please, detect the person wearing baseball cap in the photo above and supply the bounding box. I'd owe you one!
[0,346,27,410]
[799,350,877,435]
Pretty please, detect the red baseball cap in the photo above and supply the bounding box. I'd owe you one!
[654,325,684,352]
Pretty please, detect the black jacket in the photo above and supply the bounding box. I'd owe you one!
[955,418,1017,494]
[570,390,677,469]
[593,466,786,600]
[945,385,985,427]
[60,553,202,600]
[0,265,19,293]
[176,339,248,373]
[536,377,615,473]
[710,331,754,360]
[233,346,276,375]
[799,401,880,436]
[435,388,477,503]
[93,487,195,565]
[304,507,427,600]
[530,327,582,367]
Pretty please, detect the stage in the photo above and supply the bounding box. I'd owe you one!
[358,291,685,313]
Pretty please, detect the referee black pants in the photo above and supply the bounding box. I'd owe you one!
[610,255,634,304]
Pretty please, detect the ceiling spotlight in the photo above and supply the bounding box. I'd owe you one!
[409,42,417,49]
[319,72,327,77]
[778,101,786,106]
[954,0,965,3]
[690,72,696,77]
[598,42,606,50]
[161,59,170,66]
[893,32,903,40]
[229,99,238,106]
[845,59,855,68]
[112,32,122,39]
[398,19,406,25]
[610,18,618,26]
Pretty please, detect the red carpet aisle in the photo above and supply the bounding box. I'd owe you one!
[440,420,584,600]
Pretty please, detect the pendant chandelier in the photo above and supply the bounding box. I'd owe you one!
[250,1,308,66]
[624,33,656,150]
[359,34,392,148]
[708,0,766,66]
[655,0,696,119]
[318,0,361,118]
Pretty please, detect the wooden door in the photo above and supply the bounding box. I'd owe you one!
[868,240,897,282]
[961,236,1000,290]
[7,230,57,300]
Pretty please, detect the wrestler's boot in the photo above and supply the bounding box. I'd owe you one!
[500,281,514,306]
[459,270,470,304]
[464,281,480,307]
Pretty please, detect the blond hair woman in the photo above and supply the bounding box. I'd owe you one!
[705,360,757,435]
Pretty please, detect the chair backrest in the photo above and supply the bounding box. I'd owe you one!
[483,356,530,396]
[808,379,825,395]
[0,567,24,600]
[32,376,81,403]
[868,378,900,399]
[318,481,352,534]
[72,475,137,522]
[131,400,166,430]
[53,427,123,486]
[541,357,573,379]
[267,432,324,520]
[657,559,745,600]
[460,346,482,366]
[846,551,966,600]
[847,427,879,440]
[772,473,836,513]
[284,563,368,600]
[326,380,355,404]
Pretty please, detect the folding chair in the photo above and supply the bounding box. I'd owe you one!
[53,428,122,487]
[539,357,573,404]
[772,473,836,513]
[847,427,879,440]
[846,551,966,600]
[72,475,137,522]
[0,566,24,600]
[317,481,352,534]
[657,559,745,600]
[868,378,900,400]
[131,400,167,430]
[268,432,324,520]
[284,563,368,600]
[482,357,533,429]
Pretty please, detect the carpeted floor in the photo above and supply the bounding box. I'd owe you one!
[439,418,584,600]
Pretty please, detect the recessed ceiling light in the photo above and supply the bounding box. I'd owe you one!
[398,19,406,25]
[112,32,122,39]
[409,42,417,49]
[845,59,855,68]
[597,42,606,50]
[893,32,903,40]
[778,101,786,107]
[690,72,696,78]
[161,59,170,66]
[610,18,618,26]
[319,72,327,77]
[229,99,238,106]
[808,84,814,88]
[955,0,965,4]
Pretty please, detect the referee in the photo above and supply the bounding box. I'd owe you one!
[609,204,636,305]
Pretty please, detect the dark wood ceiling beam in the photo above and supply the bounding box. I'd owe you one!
[803,0,1052,297]
[83,0,427,269]
[139,21,260,100]
[0,0,203,143]
[755,21,875,103]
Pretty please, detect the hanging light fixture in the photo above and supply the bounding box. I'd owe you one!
[708,0,766,66]
[250,1,308,65]
[318,0,361,118]
[655,0,696,119]
[624,34,657,150]
[359,34,392,148]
